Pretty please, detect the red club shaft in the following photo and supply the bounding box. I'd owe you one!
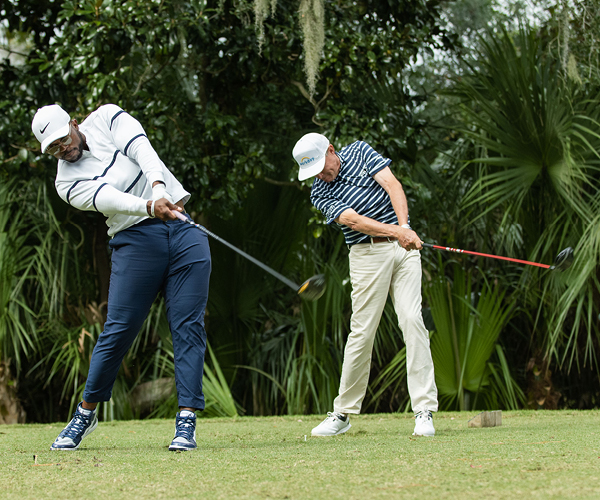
[425,244,551,269]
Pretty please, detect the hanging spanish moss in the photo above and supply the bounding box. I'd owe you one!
[299,0,324,96]
[253,0,324,96]
[253,0,277,54]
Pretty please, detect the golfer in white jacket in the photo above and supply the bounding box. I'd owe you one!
[32,103,211,451]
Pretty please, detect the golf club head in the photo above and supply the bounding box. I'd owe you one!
[297,274,326,301]
[551,247,574,271]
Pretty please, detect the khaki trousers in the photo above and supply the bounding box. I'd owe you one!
[333,240,438,414]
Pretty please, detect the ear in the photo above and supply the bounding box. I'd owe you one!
[327,144,335,154]
[71,119,79,130]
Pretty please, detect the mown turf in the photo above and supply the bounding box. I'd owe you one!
[1,410,599,499]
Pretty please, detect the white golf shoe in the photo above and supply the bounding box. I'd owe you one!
[413,410,435,436]
[311,412,351,436]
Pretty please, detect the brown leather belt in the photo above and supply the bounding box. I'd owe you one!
[350,236,397,248]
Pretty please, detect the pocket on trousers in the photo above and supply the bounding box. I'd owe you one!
[349,243,373,257]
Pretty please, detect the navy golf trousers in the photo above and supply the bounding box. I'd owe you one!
[83,215,211,410]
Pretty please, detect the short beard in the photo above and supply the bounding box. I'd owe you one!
[63,129,86,163]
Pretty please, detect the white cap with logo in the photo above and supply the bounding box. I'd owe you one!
[293,133,329,181]
[32,104,71,153]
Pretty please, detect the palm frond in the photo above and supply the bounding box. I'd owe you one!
[426,264,518,410]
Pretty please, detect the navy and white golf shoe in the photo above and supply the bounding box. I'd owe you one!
[51,402,98,450]
[169,410,197,451]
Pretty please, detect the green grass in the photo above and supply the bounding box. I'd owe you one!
[1,411,599,499]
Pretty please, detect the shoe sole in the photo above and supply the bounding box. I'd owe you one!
[168,445,197,451]
[311,423,351,437]
[50,418,98,450]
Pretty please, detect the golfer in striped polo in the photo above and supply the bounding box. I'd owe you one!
[32,104,211,451]
[293,133,438,437]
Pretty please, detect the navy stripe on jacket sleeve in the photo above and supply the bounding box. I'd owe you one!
[66,180,83,205]
[110,110,125,130]
[93,150,120,180]
[92,183,108,211]
[124,171,143,193]
[123,134,146,156]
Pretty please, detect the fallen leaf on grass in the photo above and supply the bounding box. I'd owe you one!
[470,465,482,468]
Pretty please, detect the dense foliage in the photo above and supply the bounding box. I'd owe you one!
[0,0,598,423]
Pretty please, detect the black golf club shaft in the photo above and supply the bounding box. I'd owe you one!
[173,212,300,291]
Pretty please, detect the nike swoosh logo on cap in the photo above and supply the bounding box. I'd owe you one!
[40,122,50,134]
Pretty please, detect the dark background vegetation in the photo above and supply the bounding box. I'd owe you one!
[1,0,599,423]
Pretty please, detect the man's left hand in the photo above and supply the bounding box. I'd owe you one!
[153,198,183,221]
[398,227,422,251]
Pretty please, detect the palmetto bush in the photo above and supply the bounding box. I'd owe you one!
[0,181,38,376]
[205,180,352,416]
[206,178,448,416]
[0,180,238,422]
[425,263,524,411]
[450,24,600,379]
[9,18,600,417]
[0,180,39,422]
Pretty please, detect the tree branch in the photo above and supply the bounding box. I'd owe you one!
[290,79,317,107]
[0,45,29,58]
[11,143,39,153]
[264,177,310,192]
[2,154,19,164]
[133,60,171,95]
[290,79,334,127]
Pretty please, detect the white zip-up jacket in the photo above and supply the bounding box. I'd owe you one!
[55,104,190,237]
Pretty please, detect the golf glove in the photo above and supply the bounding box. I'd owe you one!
[152,183,174,203]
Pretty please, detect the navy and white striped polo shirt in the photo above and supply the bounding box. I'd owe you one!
[310,141,399,246]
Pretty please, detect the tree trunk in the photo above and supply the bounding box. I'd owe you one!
[0,361,26,424]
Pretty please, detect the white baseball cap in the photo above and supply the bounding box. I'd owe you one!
[32,104,71,153]
[293,133,329,181]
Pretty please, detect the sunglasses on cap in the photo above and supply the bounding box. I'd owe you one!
[46,125,73,156]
